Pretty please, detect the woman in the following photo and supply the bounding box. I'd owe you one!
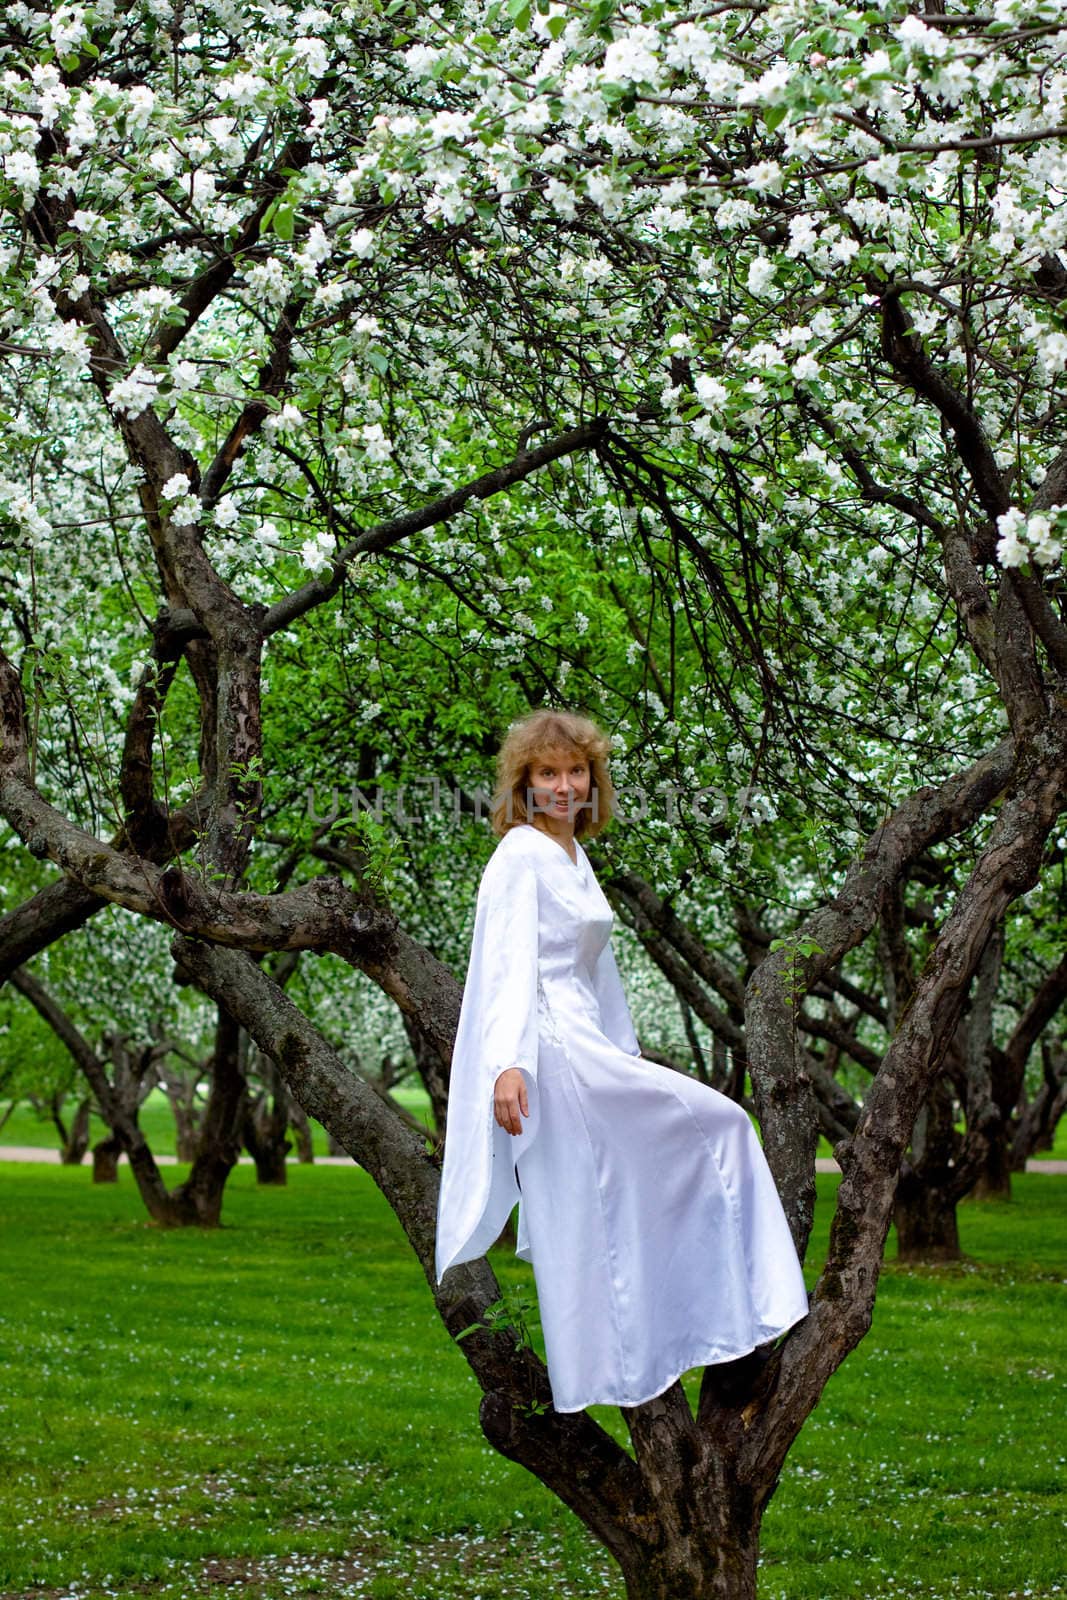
[435,708,809,1413]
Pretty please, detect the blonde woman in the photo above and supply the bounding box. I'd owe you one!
[435,708,808,1413]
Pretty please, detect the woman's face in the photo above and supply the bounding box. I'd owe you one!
[527,745,592,823]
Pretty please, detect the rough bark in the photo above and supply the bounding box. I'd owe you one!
[617,1384,762,1600]
[242,1056,292,1185]
[288,1099,316,1163]
[969,1138,1014,1201]
[92,1137,121,1184]
[159,1065,206,1164]
[894,1173,962,1261]
[165,1007,246,1223]
[0,787,207,983]
[401,1009,449,1133]
[891,1075,964,1263]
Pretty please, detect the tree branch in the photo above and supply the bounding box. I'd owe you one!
[262,418,610,634]
[746,733,1016,1256]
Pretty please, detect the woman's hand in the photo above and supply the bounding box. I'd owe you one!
[494,1067,529,1136]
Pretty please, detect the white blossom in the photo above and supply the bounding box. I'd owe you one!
[742,161,783,196]
[162,472,191,502]
[213,495,240,529]
[300,531,334,575]
[695,374,728,411]
[747,256,776,296]
[50,6,89,57]
[170,495,202,527]
[361,423,393,463]
[169,360,199,391]
[108,365,159,419]
[292,35,329,78]
[4,149,41,207]
[1038,330,1067,374]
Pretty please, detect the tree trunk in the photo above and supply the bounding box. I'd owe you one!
[889,1083,963,1262]
[1010,1041,1067,1167]
[613,1508,759,1600]
[893,1171,961,1261]
[242,1057,293,1183]
[402,1009,448,1132]
[250,1144,288,1183]
[289,1100,315,1162]
[92,1136,121,1183]
[61,1096,92,1164]
[243,1094,291,1183]
[169,1095,201,1163]
[480,1374,768,1600]
[175,1127,199,1164]
[969,1131,1013,1200]
[617,1544,757,1600]
[166,1007,245,1224]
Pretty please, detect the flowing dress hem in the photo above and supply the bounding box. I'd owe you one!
[549,1302,811,1413]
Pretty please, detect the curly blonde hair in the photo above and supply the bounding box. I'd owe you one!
[490,708,617,840]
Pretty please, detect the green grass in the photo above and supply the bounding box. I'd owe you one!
[0,1161,1064,1600]
[1027,1114,1067,1160]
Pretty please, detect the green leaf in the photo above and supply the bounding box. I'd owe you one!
[366,349,390,375]
[763,104,788,133]
[272,204,295,242]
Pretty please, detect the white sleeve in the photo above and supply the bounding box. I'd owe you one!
[435,842,542,1282]
[466,847,541,1088]
[592,936,641,1057]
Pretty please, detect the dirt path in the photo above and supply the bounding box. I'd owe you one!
[0,1146,357,1166]
[0,1146,1063,1172]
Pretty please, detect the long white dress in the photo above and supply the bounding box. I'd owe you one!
[435,822,810,1413]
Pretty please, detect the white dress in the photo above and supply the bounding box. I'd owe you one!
[435,822,810,1413]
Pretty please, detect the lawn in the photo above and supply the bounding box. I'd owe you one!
[0,1160,1064,1600]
